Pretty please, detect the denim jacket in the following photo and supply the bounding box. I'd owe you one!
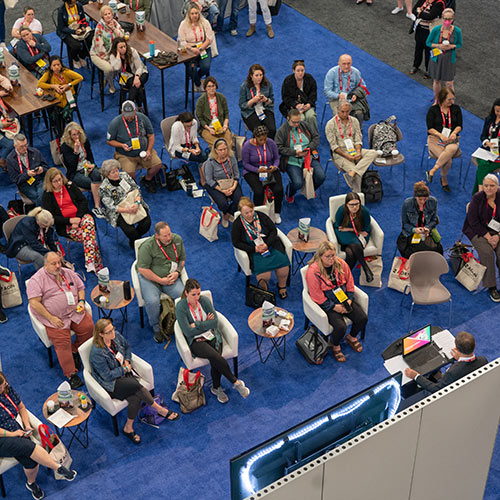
[401,196,438,237]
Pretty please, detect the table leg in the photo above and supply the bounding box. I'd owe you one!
[292,251,308,276]
[161,69,165,118]
[27,114,33,145]
[255,334,286,363]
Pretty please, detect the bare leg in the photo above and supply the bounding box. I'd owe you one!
[24,465,40,484]
[145,163,162,181]
[276,266,289,288]
[256,271,272,289]
[123,418,135,434]
[91,183,101,208]
[432,80,441,104]
[445,80,455,93]
[29,444,62,471]
[405,0,412,13]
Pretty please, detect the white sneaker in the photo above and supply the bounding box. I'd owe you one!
[391,6,403,14]
[233,380,250,398]
[73,59,81,69]
[230,29,238,36]
[274,214,281,224]
[211,386,229,403]
[406,12,416,21]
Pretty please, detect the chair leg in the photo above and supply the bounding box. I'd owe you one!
[90,63,95,99]
[99,70,105,112]
[245,275,250,287]
[47,346,54,368]
[184,64,190,109]
[462,159,472,189]
[139,306,144,328]
[233,357,238,379]
[407,301,415,332]
[112,415,119,436]
[0,474,6,498]
[304,317,310,330]
[448,298,452,330]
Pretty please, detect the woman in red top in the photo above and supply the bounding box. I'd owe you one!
[42,168,103,273]
[305,241,367,362]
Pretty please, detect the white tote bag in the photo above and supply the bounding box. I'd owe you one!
[199,205,220,242]
[456,255,486,292]
[388,256,411,293]
[301,166,315,200]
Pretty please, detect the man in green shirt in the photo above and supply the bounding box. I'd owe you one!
[137,221,186,342]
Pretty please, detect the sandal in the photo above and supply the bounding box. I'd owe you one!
[332,348,346,362]
[160,409,180,421]
[123,430,141,444]
[278,287,288,299]
[346,336,363,353]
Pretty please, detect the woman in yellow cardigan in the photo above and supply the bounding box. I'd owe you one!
[38,55,83,137]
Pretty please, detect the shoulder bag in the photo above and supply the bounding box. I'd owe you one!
[171,368,206,414]
[38,424,72,479]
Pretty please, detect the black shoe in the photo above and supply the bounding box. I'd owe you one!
[57,466,77,482]
[69,373,84,389]
[141,176,157,194]
[410,67,418,74]
[441,182,451,193]
[363,266,374,283]
[0,309,8,323]
[426,170,433,183]
[26,482,44,500]
[72,351,82,371]
[489,288,500,302]
[153,330,164,343]
[423,72,431,79]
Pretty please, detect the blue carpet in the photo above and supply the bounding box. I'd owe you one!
[1,4,499,500]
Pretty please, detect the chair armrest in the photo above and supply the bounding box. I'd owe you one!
[174,321,195,365]
[180,268,189,284]
[353,286,369,315]
[325,217,338,248]
[131,261,144,307]
[369,217,384,255]
[302,289,331,336]
[83,367,114,405]
[217,312,238,355]
[234,247,251,276]
[277,230,293,263]
[131,354,154,388]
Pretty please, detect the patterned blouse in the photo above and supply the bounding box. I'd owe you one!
[0,386,23,433]
[90,18,124,61]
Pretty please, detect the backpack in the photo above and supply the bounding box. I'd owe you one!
[296,325,329,364]
[139,394,165,427]
[158,295,176,343]
[361,170,383,203]
[372,115,398,157]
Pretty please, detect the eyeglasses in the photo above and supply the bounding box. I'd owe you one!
[103,326,115,335]
[347,202,360,207]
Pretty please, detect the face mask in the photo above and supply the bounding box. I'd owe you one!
[443,19,452,27]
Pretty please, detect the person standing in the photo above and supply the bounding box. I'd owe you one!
[246,0,274,38]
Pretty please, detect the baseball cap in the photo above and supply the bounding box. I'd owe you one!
[121,100,136,117]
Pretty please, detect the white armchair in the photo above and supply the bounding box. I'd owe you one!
[300,266,369,339]
[78,338,154,436]
[173,290,239,377]
[325,194,384,260]
[130,236,189,328]
[233,205,293,286]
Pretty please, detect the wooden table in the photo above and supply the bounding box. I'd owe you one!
[91,279,135,334]
[0,50,60,144]
[84,1,196,117]
[43,390,92,449]
[248,307,294,363]
[286,227,328,275]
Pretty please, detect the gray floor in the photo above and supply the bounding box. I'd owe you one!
[284,0,499,118]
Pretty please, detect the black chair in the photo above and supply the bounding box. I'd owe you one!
[52,8,73,70]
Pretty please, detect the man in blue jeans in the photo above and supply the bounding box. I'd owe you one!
[216,0,240,35]
[6,134,48,206]
[136,221,186,343]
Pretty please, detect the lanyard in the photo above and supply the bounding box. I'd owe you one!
[0,394,19,420]
[66,4,79,24]
[339,68,351,92]
[55,186,66,206]
[489,122,500,139]
[349,215,359,237]
[16,152,29,173]
[54,72,66,86]
[438,24,454,44]
[219,159,233,179]
[487,199,496,219]
[155,236,178,262]
[440,108,451,128]
[188,302,203,322]
[335,115,352,139]
[122,116,139,139]
[184,129,191,148]
[208,96,218,118]
[250,88,261,99]
[255,143,267,165]
[130,0,139,10]
[121,59,128,73]
[417,201,426,227]
[192,25,203,43]
[27,43,40,57]
[290,128,303,146]
[241,214,261,242]
[54,273,71,293]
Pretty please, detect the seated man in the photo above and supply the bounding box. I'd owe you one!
[106,100,162,193]
[16,26,51,78]
[136,221,186,343]
[405,331,488,394]
[27,252,93,389]
[325,101,377,193]
[275,109,325,202]
[324,53,369,127]
[6,133,48,206]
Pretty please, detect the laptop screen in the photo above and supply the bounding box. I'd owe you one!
[402,325,432,356]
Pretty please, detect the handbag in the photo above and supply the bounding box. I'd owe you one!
[171,368,206,414]
[139,394,166,427]
[359,256,383,288]
[166,170,182,191]
[0,269,22,308]
[38,424,72,479]
[448,240,471,276]
[301,151,315,200]
[245,282,276,308]
[264,186,275,222]
[388,256,411,293]
[118,189,147,225]
[50,138,63,166]
[455,253,486,292]
[199,205,220,242]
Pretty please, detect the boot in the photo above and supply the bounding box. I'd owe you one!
[362,264,374,283]
[266,24,275,38]
[246,24,256,37]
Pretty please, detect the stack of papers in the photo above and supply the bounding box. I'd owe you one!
[47,408,74,428]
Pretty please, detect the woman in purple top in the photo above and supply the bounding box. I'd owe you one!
[241,125,283,224]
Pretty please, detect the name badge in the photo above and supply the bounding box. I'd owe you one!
[65,90,76,108]
[35,59,47,68]
[255,103,265,121]
[411,233,422,244]
[182,151,191,159]
[115,352,124,364]
[170,261,178,274]
[344,139,356,155]
[255,236,264,247]
[211,118,222,133]
[200,50,208,60]
[333,287,348,302]
[27,176,36,185]
[131,137,141,150]
[259,171,268,182]
[66,291,76,306]
[119,179,131,192]
[490,138,499,156]
[488,219,500,233]
[119,73,129,85]
[294,144,302,153]
[442,127,451,138]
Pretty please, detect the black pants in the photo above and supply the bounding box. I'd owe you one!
[244,170,284,213]
[324,301,367,346]
[243,111,276,139]
[0,436,37,469]
[342,243,365,270]
[413,25,430,71]
[190,338,236,389]
[205,183,243,215]
[116,212,151,245]
[64,31,93,62]
[108,374,154,420]
[122,72,149,107]
[396,233,444,259]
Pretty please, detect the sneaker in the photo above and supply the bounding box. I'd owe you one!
[0,309,7,323]
[211,386,229,403]
[406,12,416,21]
[141,176,157,194]
[153,330,164,343]
[221,217,229,228]
[56,466,77,482]
[85,262,95,273]
[109,83,116,94]
[73,59,81,69]
[69,373,83,389]
[92,207,106,219]
[489,288,500,302]
[233,380,250,398]
[274,214,282,224]
[410,67,419,74]
[230,29,238,36]
[26,482,44,500]
[391,6,403,14]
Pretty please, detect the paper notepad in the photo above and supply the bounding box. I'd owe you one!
[472,147,499,163]
[47,408,74,428]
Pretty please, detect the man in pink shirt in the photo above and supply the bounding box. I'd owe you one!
[27,252,93,388]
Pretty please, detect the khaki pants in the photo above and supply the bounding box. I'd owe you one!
[114,149,161,176]
[333,148,378,192]
[428,134,460,177]
[200,127,233,150]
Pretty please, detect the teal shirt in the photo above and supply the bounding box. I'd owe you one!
[426,25,462,65]
[334,205,371,246]
[287,127,310,167]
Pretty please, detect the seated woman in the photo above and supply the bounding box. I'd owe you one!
[110,37,149,111]
[241,125,283,224]
[90,5,125,93]
[334,192,373,282]
[239,64,276,139]
[0,372,77,499]
[231,197,289,298]
[204,138,242,228]
[425,87,462,192]
[90,319,179,444]
[305,241,367,362]
[167,112,207,165]
[462,174,500,302]
[473,98,500,193]
[175,279,250,404]
[126,0,152,20]
[195,76,233,149]
[37,55,83,138]
[42,168,103,274]
[11,6,42,43]
[397,181,443,259]
[60,121,103,217]
[279,59,318,135]
[99,159,151,248]
[178,3,213,93]
[56,0,93,69]
[0,75,16,170]
[5,207,58,270]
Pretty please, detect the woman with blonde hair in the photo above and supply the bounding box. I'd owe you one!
[42,168,103,273]
[305,241,367,362]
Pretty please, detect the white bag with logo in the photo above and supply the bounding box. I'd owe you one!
[455,255,486,291]
[199,206,220,242]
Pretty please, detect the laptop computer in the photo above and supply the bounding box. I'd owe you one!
[402,324,449,375]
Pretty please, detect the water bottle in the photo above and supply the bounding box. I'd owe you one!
[8,63,19,86]
[149,40,155,57]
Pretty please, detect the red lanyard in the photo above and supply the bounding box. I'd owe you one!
[155,236,178,262]
[487,200,496,219]
[438,25,454,44]
[184,129,191,148]
[16,152,29,173]
[489,122,500,138]
[417,201,426,227]
[129,0,139,10]
[66,4,79,24]
[219,159,233,179]
[54,72,66,86]
[290,128,303,146]
[241,215,261,242]
[255,143,267,166]
[188,302,203,322]
[349,215,359,237]
[122,116,139,138]
[0,394,19,420]
[27,43,39,57]
[192,25,203,43]
[54,274,71,293]
[335,115,352,139]
[250,88,261,99]
[440,108,451,128]
[121,59,128,73]
[209,97,218,118]
[339,68,351,92]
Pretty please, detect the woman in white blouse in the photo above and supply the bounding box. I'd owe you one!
[11,6,42,41]
[168,112,208,164]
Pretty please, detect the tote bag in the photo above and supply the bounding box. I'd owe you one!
[388,256,411,293]
[455,253,486,292]
[171,368,206,414]
[301,151,315,200]
[0,270,22,308]
[118,189,147,225]
[38,424,72,479]
[199,205,220,242]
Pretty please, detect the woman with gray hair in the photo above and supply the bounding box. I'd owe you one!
[5,207,59,269]
[98,159,151,247]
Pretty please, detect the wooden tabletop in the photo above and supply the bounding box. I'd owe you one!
[84,2,196,70]
[0,51,60,117]
[43,390,91,428]
[287,227,328,253]
[91,279,135,310]
[248,307,294,338]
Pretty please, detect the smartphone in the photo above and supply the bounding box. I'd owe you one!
[24,429,33,437]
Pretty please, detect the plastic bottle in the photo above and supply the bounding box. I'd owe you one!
[149,41,155,57]
[80,395,88,409]
[8,64,20,86]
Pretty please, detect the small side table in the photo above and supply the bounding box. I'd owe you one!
[43,390,92,449]
[287,227,328,275]
[91,280,135,334]
[248,307,295,363]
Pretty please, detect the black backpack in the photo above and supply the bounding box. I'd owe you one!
[361,170,383,203]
